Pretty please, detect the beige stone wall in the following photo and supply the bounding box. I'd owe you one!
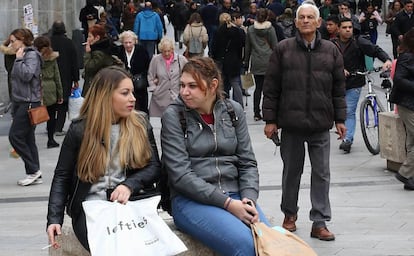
[0,0,85,104]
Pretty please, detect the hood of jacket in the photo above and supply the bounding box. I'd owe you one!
[0,44,16,55]
[190,22,204,28]
[141,9,157,18]
[24,46,44,65]
[253,21,273,37]
[90,38,112,55]
[42,51,59,61]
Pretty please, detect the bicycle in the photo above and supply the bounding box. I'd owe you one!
[354,67,392,155]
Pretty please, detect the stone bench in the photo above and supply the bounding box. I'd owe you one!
[379,112,407,172]
[49,211,217,256]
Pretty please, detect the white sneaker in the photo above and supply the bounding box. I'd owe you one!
[33,177,43,185]
[17,171,42,186]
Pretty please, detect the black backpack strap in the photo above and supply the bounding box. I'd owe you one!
[223,99,238,127]
[179,109,187,138]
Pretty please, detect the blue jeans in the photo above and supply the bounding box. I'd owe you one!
[345,87,362,142]
[205,24,217,56]
[172,194,269,256]
[140,40,156,59]
[223,74,243,108]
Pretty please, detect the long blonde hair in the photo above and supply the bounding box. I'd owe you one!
[77,66,152,183]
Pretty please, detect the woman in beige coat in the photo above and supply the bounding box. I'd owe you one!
[148,37,187,117]
[183,13,208,58]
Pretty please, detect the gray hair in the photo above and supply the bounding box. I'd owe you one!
[296,2,320,20]
[158,37,175,52]
[118,30,138,44]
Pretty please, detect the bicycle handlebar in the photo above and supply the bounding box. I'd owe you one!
[351,67,390,78]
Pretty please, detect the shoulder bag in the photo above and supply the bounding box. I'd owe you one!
[27,76,49,125]
[132,73,149,91]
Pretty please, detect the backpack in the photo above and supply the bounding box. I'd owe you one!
[188,27,203,54]
[159,99,238,214]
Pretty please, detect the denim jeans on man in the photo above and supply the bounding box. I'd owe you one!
[345,87,362,142]
[140,40,157,59]
[172,193,269,256]
[223,74,243,108]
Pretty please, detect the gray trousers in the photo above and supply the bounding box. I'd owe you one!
[280,129,332,228]
[398,105,414,179]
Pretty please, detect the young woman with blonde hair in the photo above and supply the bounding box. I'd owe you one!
[47,66,161,251]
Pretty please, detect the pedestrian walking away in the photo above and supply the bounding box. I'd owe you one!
[49,20,80,136]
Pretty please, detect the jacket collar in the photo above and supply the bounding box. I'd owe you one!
[295,30,322,50]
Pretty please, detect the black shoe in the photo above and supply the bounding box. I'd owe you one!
[254,114,262,121]
[47,140,60,149]
[404,183,414,190]
[339,140,352,153]
[395,173,414,190]
[242,90,251,96]
[395,172,408,184]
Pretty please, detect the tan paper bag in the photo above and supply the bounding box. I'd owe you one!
[241,72,255,90]
[251,222,318,256]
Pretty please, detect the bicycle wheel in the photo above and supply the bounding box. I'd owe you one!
[359,98,383,155]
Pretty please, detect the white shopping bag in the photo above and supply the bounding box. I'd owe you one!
[68,88,84,120]
[83,195,187,256]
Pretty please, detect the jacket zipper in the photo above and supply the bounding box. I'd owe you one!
[212,107,223,192]
[306,47,311,117]
[213,128,223,192]
[68,178,80,215]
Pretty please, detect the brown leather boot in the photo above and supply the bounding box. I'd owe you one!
[310,227,335,241]
[282,214,297,232]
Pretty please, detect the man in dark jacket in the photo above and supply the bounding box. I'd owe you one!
[391,0,414,45]
[332,18,392,153]
[211,13,245,107]
[50,21,80,135]
[200,0,219,56]
[262,3,346,241]
[170,0,189,49]
[79,0,99,41]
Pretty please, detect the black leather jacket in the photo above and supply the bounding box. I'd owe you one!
[390,52,414,111]
[47,113,161,227]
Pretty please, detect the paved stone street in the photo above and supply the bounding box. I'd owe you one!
[0,22,413,255]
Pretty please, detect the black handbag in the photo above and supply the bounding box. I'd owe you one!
[132,73,148,91]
